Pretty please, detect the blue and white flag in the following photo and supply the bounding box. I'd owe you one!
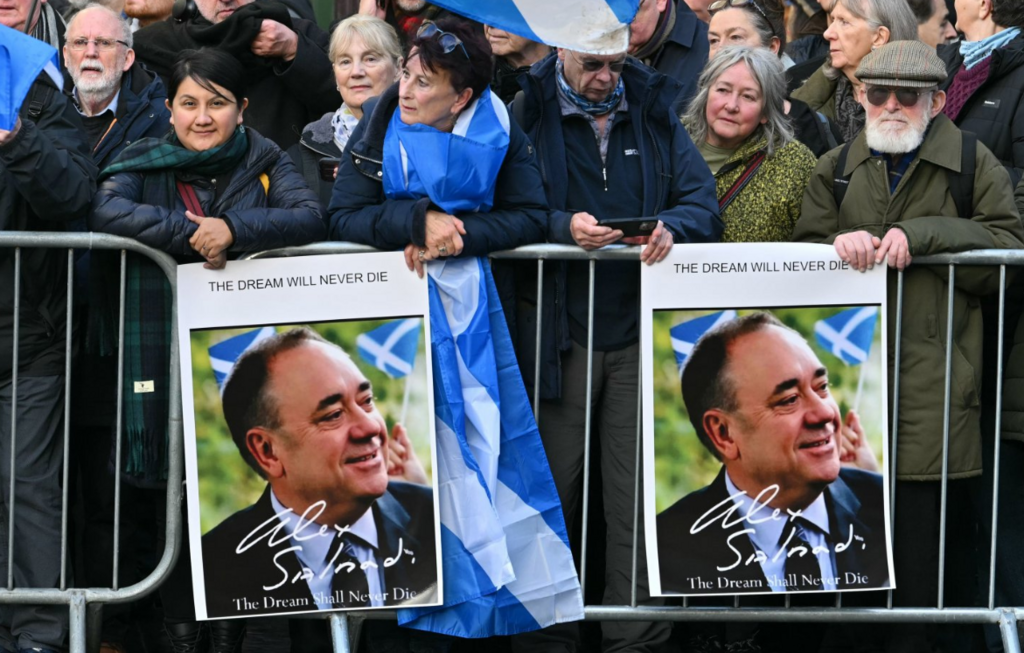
[0,24,63,130]
[208,326,276,390]
[430,0,640,53]
[670,310,738,375]
[356,318,421,378]
[399,258,583,638]
[814,307,878,365]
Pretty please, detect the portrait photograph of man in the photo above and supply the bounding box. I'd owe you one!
[648,308,894,597]
[188,320,440,619]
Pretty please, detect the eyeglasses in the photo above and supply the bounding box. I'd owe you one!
[569,50,627,74]
[68,37,129,51]
[416,22,469,59]
[865,85,932,108]
[708,0,771,24]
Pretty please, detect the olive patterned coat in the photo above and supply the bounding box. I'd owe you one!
[713,135,817,243]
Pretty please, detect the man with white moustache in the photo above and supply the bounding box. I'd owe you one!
[63,4,169,168]
[794,39,1024,648]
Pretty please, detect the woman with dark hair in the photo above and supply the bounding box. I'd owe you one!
[328,17,548,275]
[707,0,843,155]
[940,0,1024,186]
[89,47,323,653]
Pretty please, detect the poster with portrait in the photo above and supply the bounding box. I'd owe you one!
[642,243,895,597]
[177,252,442,619]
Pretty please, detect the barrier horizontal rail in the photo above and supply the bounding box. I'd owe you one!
[0,232,183,653]
[239,242,1024,653]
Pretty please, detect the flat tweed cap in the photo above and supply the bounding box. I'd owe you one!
[856,40,948,88]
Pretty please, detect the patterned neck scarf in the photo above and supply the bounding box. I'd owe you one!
[834,76,865,144]
[331,103,361,152]
[960,27,1021,70]
[555,60,625,116]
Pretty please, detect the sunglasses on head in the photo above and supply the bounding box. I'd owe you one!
[417,22,469,59]
[865,85,932,108]
[569,51,627,74]
[708,0,771,23]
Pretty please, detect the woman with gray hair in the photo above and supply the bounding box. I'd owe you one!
[684,46,817,242]
[791,0,918,142]
[289,14,402,207]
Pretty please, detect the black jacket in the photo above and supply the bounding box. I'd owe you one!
[201,482,438,618]
[89,62,171,171]
[327,83,549,256]
[287,111,341,210]
[638,0,710,113]
[0,74,96,378]
[939,34,1024,187]
[512,54,721,399]
[90,128,325,259]
[133,12,337,151]
[656,467,891,594]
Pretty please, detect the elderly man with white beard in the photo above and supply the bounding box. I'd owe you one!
[794,38,1024,651]
[64,3,169,168]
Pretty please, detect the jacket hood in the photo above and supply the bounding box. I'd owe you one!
[350,83,400,158]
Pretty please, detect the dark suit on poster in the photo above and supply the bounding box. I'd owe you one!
[201,480,437,618]
[656,467,890,594]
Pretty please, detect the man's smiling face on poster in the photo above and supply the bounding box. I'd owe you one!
[249,340,390,524]
[703,325,842,510]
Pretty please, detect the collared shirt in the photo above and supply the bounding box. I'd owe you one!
[724,472,837,591]
[74,87,120,117]
[269,491,386,608]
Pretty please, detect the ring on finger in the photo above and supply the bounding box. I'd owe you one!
[418,249,426,261]
[439,245,448,256]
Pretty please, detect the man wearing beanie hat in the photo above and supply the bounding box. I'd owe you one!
[794,39,1024,648]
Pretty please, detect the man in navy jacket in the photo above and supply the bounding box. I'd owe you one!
[628,0,710,112]
[510,50,720,652]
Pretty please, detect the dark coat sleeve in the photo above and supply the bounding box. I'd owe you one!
[272,19,339,120]
[89,172,199,257]
[222,149,326,250]
[654,120,723,244]
[0,78,96,224]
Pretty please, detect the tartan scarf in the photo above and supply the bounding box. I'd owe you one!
[93,128,249,485]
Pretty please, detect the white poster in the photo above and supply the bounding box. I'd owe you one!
[642,243,895,597]
[177,253,441,619]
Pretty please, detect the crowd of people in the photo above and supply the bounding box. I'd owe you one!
[2,0,1024,651]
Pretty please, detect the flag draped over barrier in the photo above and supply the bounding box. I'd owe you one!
[428,0,641,54]
[670,310,738,375]
[0,24,63,130]
[399,257,583,637]
[814,307,878,365]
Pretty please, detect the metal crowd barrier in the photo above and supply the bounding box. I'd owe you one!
[0,232,183,653]
[246,244,1024,653]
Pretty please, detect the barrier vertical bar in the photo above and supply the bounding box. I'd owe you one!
[330,613,351,653]
[999,609,1021,653]
[59,249,73,590]
[69,592,87,653]
[631,348,641,608]
[112,250,127,589]
[989,266,1006,609]
[580,258,597,595]
[937,265,956,608]
[887,270,904,610]
[7,247,19,591]
[533,259,544,422]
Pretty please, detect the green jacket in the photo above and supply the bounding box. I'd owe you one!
[790,65,838,120]
[793,114,1024,480]
[715,136,817,243]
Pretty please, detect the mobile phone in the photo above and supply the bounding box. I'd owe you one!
[596,217,658,238]
[318,157,340,182]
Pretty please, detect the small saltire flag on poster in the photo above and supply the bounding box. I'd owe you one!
[208,326,276,389]
[356,318,421,378]
[670,310,738,375]
[814,307,878,365]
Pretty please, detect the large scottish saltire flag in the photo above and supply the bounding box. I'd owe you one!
[670,310,737,375]
[0,24,64,130]
[399,258,583,637]
[356,318,421,378]
[814,307,878,365]
[208,326,275,390]
[429,0,641,53]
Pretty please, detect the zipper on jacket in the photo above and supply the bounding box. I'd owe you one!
[602,166,607,191]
